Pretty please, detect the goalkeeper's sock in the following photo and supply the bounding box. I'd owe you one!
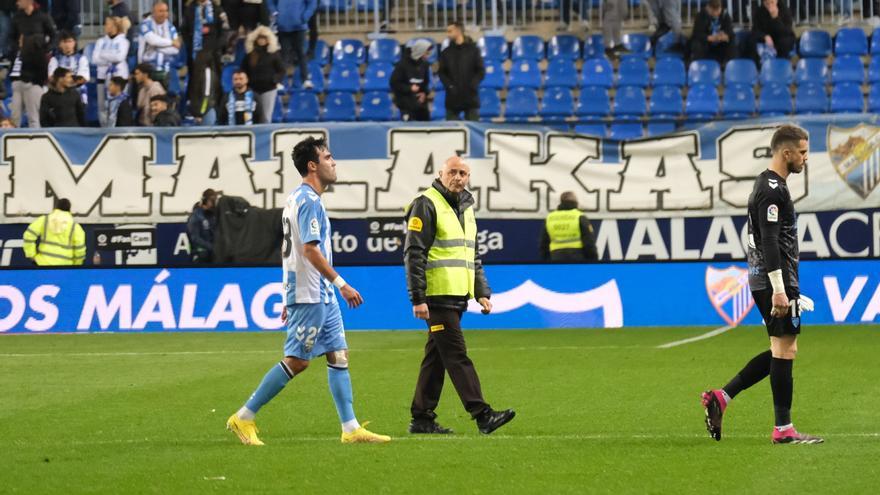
[327,364,359,433]
[770,357,794,427]
[242,361,295,416]
[723,350,772,399]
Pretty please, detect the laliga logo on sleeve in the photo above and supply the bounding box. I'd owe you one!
[705,266,754,326]
[466,279,623,328]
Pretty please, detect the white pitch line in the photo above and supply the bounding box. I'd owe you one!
[656,325,734,349]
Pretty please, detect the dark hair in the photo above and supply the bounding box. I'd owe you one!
[771,125,809,153]
[150,94,168,103]
[134,63,155,77]
[707,0,722,8]
[448,21,464,32]
[201,188,217,204]
[58,30,77,42]
[109,76,128,88]
[233,69,248,77]
[52,67,71,80]
[55,198,71,212]
[292,136,327,177]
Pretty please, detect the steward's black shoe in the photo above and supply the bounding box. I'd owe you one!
[476,409,515,435]
[408,419,453,434]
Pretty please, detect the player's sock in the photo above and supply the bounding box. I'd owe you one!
[327,364,359,433]
[770,357,794,427]
[722,350,772,399]
[242,361,295,416]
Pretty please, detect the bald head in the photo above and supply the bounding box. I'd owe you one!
[439,156,470,193]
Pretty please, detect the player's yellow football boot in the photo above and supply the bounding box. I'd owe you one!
[227,414,265,446]
[340,422,391,444]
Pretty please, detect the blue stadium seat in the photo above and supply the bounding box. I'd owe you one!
[758,85,793,116]
[167,70,182,95]
[362,62,393,91]
[545,59,578,88]
[724,59,758,87]
[721,84,756,119]
[332,39,365,65]
[272,93,284,123]
[583,34,605,59]
[85,83,99,125]
[356,0,383,12]
[574,123,607,137]
[688,59,722,86]
[323,92,357,121]
[646,122,676,136]
[872,28,880,53]
[540,87,574,121]
[368,39,401,64]
[285,91,321,122]
[649,85,683,120]
[869,56,880,83]
[480,60,506,89]
[609,123,644,140]
[508,59,542,89]
[621,33,652,59]
[795,83,828,114]
[504,87,539,122]
[431,91,445,120]
[869,84,880,112]
[760,58,793,87]
[313,39,331,65]
[478,36,509,61]
[479,88,501,120]
[654,32,684,59]
[581,57,614,87]
[685,84,719,121]
[830,83,864,113]
[794,58,829,86]
[320,0,350,10]
[799,30,832,58]
[327,63,361,92]
[835,27,868,56]
[831,55,865,84]
[617,57,650,87]
[360,91,396,121]
[576,86,610,120]
[173,42,188,69]
[406,38,437,64]
[612,86,647,121]
[652,57,686,87]
[511,35,545,61]
[548,34,581,60]
[290,62,326,92]
[433,0,457,9]
[220,64,236,93]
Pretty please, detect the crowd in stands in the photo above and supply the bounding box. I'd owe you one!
[0,0,876,130]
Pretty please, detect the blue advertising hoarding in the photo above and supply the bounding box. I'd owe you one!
[1,260,878,333]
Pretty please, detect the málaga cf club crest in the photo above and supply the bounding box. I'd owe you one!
[705,266,754,327]
[827,124,880,199]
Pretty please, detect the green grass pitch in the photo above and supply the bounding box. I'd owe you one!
[2,325,878,494]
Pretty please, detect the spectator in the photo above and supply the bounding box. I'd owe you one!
[540,191,598,262]
[182,0,229,65]
[222,0,269,32]
[48,31,89,103]
[0,0,15,62]
[104,75,133,127]
[270,0,317,90]
[751,0,795,62]
[690,0,736,66]
[390,39,430,122]
[0,116,14,127]
[22,198,86,266]
[39,67,84,127]
[187,188,218,263]
[603,0,629,56]
[11,0,55,47]
[187,50,222,124]
[647,0,682,47]
[219,69,264,125]
[107,0,137,49]
[138,0,181,81]
[438,21,484,121]
[150,94,180,126]
[241,25,284,124]
[50,0,79,35]
[10,34,49,128]
[133,62,166,125]
[93,16,131,126]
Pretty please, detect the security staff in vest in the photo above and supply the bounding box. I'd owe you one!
[403,155,515,436]
[540,191,599,262]
[22,198,86,266]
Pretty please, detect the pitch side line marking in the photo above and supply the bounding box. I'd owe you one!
[656,325,734,349]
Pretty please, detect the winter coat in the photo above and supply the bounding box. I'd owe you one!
[438,37,484,111]
[11,6,56,49]
[268,0,317,33]
[153,108,181,126]
[12,34,49,84]
[39,86,85,127]
[182,0,229,57]
[390,53,430,115]
[691,9,735,46]
[751,3,795,43]
[242,26,285,93]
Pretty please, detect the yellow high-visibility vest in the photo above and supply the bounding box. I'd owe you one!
[412,187,477,298]
[545,209,584,252]
[22,209,86,266]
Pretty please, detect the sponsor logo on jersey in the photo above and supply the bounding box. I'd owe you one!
[705,266,754,326]
[828,124,880,199]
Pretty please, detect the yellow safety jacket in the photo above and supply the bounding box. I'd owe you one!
[545,209,584,252]
[22,209,86,266]
[421,187,477,298]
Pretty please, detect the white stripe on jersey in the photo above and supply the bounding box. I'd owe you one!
[282,184,335,304]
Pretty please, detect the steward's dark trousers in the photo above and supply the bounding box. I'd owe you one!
[411,307,490,420]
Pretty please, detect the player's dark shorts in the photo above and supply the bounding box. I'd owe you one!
[751,289,802,337]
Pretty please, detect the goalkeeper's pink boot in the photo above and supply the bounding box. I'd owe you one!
[772,427,824,444]
[701,390,727,441]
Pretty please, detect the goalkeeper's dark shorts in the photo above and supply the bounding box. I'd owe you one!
[752,289,802,337]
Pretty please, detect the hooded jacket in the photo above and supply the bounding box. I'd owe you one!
[268,0,317,33]
[438,36,484,111]
[390,48,430,115]
[404,180,491,311]
[39,85,85,127]
[242,26,285,93]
